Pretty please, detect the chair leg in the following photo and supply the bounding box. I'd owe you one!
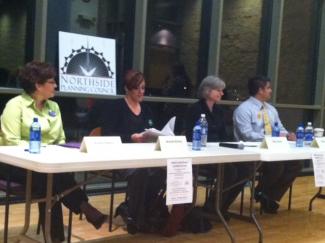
[67,210,73,243]
[4,177,11,243]
[309,187,322,211]
[288,184,293,210]
[240,187,245,215]
[36,213,42,234]
[80,172,88,220]
[205,186,209,202]
[109,172,116,232]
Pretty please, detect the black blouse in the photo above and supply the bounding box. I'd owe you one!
[185,99,227,142]
[100,98,154,143]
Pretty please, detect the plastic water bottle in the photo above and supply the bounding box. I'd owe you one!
[272,122,280,137]
[199,114,208,146]
[304,122,314,147]
[29,117,41,153]
[192,121,202,151]
[296,124,304,147]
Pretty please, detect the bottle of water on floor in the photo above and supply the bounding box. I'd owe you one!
[192,121,202,151]
[29,117,41,153]
[304,122,313,147]
[199,114,208,147]
[296,124,304,147]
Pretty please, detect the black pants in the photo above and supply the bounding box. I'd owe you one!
[222,162,254,211]
[126,168,166,229]
[1,165,88,241]
[256,161,303,201]
[202,162,254,212]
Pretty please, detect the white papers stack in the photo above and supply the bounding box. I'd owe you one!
[142,116,176,141]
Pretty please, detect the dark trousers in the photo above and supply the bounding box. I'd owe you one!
[202,162,254,212]
[256,161,303,201]
[222,162,254,211]
[126,168,166,229]
[2,165,88,241]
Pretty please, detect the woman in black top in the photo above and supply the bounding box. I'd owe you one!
[185,99,227,142]
[101,70,165,234]
[185,76,252,218]
[101,97,154,143]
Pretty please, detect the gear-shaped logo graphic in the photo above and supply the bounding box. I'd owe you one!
[61,44,114,78]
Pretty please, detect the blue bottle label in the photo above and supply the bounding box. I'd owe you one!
[192,126,201,150]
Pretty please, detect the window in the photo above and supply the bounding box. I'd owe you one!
[0,0,34,87]
[277,0,316,105]
[144,0,205,98]
[219,0,263,101]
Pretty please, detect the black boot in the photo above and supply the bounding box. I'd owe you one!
[115,202,138,234]
[259,193,279,214]
[80,202,108,229]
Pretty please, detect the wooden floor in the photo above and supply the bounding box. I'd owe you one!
[1,176,325,243]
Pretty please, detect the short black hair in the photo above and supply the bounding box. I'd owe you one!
[248,75,271,96]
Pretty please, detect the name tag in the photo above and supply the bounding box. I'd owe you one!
[311,137,325,149]
[260,136,289,150]
[155,136,188,152]
[80,136,122,153]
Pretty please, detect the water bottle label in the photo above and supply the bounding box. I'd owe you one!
[30,131,41,141]
[296,133,304,139]
[201,128,207,135]
[192,127,201,150]
[305,133,313,141]
[193,131,201,141]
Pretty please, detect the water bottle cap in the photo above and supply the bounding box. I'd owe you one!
[201,114,206,118]
[307,122,312,126]
[33,117,38,122]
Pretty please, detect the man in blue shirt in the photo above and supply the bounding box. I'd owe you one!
[233,76,302,214]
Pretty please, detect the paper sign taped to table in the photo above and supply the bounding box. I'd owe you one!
[260,136,289,150]
[166,158,193,205]
[311,137,325,149]
[155,136,188,152]
[312,153,325,187]
[80,136,122,153]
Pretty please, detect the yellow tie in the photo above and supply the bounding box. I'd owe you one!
[262,105,272,136]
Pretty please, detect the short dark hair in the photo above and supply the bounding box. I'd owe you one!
[124,69,145,91]
[19,61,56,94]
[248,75,271,96]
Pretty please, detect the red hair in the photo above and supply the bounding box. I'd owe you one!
[124,70,145,90]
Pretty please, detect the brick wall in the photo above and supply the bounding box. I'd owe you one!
[0,5,26,73]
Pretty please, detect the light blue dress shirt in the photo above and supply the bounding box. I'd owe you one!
[233,96,287,142]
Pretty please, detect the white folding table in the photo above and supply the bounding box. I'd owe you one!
[0,143,263,243]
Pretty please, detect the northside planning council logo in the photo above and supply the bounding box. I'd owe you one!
[59,31,116,95]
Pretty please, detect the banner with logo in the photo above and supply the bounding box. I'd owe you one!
[59,31,116,95]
